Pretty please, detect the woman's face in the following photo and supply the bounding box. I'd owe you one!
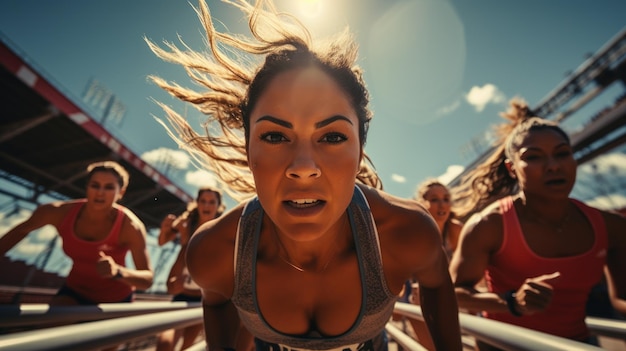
[247,65,362,241]
[85,171,124,208]
[197,191,220,220]
[508,128,577,198]
[422,185,451,225]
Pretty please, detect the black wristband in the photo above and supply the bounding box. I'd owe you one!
[504,290,522,317]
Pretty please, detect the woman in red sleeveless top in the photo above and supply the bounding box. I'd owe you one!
[449,98,626,349]
[0,161,153,305]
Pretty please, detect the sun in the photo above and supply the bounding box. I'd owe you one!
[296,0,324,19]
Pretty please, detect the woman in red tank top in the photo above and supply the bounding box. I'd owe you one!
[448,98,626,349]
[0,161,153,305]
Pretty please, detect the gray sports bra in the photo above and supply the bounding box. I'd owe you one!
[231,186,395,350]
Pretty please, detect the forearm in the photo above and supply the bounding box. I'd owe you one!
[115,266,154,290]
[0,229,29,256]
[420,281,463,351]
[203,300,240,349]
[454,286,509,314]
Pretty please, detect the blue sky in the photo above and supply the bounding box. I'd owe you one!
[1,0,625,290]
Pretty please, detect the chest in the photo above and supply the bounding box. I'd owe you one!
[74,217,114,242]
[255,255,362,337]
[519,214,595,258]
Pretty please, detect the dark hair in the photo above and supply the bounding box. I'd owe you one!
[183,186,225,231]
[86,161,129,190]
[146,0,382,201]
[451,98,571,220]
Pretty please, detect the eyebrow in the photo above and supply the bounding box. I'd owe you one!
[255,115,353,129]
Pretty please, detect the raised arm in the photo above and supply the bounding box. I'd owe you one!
[0,203,60,256]
[158,214,179,246]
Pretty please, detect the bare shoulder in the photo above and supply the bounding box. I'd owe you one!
[116,204,147,235]
[358,184,440,266]
[358,183,433,230]
[458,200,504,254]
[31,200,78,224]
[186,203,245,296]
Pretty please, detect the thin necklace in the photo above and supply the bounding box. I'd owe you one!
[524,205,572,233]
[271,222,338,273]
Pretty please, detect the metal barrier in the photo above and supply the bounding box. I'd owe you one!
[586,317,626,340]
[385,323,428,351]
[393,302,606,351]
[0,300,623,350]
[0,307,202,351]
[0,301,200,327]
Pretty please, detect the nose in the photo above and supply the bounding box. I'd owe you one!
[546,156,561,171]
[286,144,321,180]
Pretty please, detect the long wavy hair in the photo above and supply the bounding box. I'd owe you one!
[451,98,570,220]
[146,0,382,202]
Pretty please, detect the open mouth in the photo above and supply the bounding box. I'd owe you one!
[545,178,566,186]
[286,199,324,209]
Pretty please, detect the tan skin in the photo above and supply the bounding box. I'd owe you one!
[187,65,461,350]
[156,190,224,351]
[421,184,462,254]
[0,170,152,351]
[408,184,463,350]
[0,171,153,293]
[450,129,626,319]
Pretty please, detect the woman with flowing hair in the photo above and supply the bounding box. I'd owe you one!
[146,1,462,350]
[449,98,626,349]
[156,186,235,351]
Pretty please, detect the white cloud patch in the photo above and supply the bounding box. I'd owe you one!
[391,174,407,183]
[436,99,461,116]
[141,147,191,170]
[438,165,465,185]
[465,84,506,112]
[185,169,218,188]
[576,153,626,211]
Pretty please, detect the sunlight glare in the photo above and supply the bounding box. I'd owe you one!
[297,0,324,19]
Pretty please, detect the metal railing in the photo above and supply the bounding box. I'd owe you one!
[0,307,202,351]
[0,301,200,327]
[0,301,624,350]
[393,302,611,351]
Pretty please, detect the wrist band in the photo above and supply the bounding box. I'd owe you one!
[504,290,522,317]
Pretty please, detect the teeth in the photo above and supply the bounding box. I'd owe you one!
[292,199,317,204]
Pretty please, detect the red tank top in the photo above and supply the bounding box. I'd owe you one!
[485,196,607,340]
[58,201,133,303]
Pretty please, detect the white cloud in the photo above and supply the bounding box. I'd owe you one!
[391,174,407,183]
[436,99,461,116]
[465,84,506,112]
[141,147,191,170]
[438,165,465,185]
[185,169,218,188]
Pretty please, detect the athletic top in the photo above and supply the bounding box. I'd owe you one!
[484,196,607,340]
[231,186,396,350]
[58,201,133,303]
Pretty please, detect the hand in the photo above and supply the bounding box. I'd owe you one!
[166,275,185,295]
[96,251,119,278]
[513,272,560,315]
[160,214,177,232]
